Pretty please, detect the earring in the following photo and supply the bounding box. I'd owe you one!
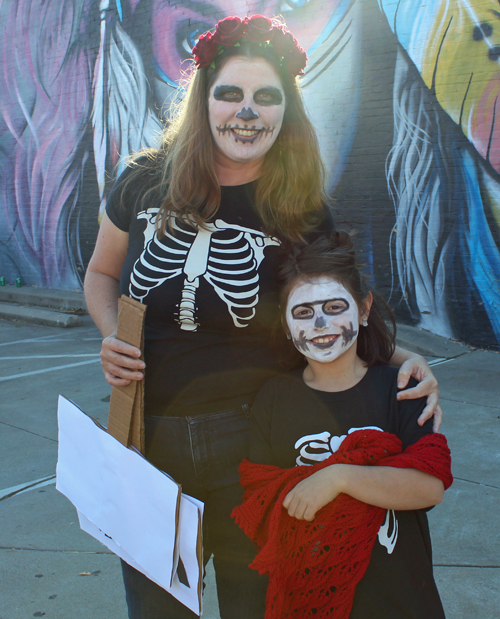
[286,333,291,340]
[362,318,368,327]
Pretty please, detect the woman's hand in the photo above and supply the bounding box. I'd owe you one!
[396,354,442,431]
[100,333,145,387]
[283,467,343,522]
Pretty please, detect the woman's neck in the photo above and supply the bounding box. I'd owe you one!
[302,349,368,393]
[214,153,264,186]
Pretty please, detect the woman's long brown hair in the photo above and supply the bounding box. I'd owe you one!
[118,38,326,242]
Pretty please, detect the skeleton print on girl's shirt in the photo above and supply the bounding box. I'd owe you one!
[129,207,279,332]
[294,426,399,554]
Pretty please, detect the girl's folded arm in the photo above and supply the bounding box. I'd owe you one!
[283,464,445,522]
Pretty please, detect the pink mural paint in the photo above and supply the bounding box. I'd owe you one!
[470,77,500,174]
[150,0,336,84]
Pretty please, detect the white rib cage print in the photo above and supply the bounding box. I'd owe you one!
[130,208,280,331]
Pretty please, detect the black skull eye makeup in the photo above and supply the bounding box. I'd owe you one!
[254,87,284,106]
[213,85,244,103]
[291,298,349,319]
[292,305,314,320]
[323,298,349,315]
[213,85,283,107]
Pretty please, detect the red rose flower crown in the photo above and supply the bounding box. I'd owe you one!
[192,15,307,77]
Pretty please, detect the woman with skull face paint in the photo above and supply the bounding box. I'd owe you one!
[84,15,443,619]
[234,232,452,618]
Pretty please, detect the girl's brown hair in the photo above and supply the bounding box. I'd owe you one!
[279,232,396,366]
[119,36,326,242]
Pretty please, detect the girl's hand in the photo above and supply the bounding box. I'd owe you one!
[396,355,442,432]
[100,333,145,387]
[283,467,343,522]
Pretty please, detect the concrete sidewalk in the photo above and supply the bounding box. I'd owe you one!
[0,315,498,618]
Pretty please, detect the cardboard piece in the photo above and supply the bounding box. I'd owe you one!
[107,296,146,452]
[56,295,204,615]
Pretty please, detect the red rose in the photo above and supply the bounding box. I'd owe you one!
[192,32,220,67]
[284,49,308,77]
[245,15,273,43]
[269,29,295,57]
[213,16,246,46]
[270,29,307,76]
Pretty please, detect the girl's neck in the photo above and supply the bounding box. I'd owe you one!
[214,152,264,186]
[302,349,369,393]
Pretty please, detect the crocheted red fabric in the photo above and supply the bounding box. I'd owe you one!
[232,429,452,619]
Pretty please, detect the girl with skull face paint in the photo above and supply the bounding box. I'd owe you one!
[84,15,444,619]
[234,232,452,618]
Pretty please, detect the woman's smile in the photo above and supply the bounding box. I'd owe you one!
[216,124,274,143]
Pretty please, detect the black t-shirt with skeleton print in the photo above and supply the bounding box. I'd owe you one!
[106,163,330,416]
[249,365,446,619]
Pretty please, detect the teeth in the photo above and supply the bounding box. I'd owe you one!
[232,128,260,137]
[313,336,337,344]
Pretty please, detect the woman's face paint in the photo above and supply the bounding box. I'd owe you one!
[285,277,361,364]
[208,57,285,165]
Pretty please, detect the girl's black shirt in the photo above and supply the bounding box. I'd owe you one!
[249,364,446,619]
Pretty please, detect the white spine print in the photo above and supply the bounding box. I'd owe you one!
[178,280,199,331]
[178,227,214,331]
[377,509,399,554]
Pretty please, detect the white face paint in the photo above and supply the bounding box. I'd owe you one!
[285,277,361,364]
[208,57,285,166]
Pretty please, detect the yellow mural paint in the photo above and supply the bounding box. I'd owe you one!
[419,1,500,170]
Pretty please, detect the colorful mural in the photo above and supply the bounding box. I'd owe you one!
[0,0,499,349]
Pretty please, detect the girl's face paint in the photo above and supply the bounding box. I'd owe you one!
[285,277,362,364]
[208,57,285,165]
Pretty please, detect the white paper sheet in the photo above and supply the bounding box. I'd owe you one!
[170,494,204,615]
[78,493,204,616]
[56,396,182,587]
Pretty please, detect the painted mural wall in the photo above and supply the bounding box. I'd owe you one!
[1,0,499,350]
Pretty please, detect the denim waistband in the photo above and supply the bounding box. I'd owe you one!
[145,402,251,422]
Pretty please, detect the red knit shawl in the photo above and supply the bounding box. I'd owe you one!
[232,429,452,619]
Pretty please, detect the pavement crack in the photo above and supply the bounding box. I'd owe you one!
[0,475,56,501]
[453,477,500,491]
[0,420,57,442]
[0,546,113,554]
[434,563,500,568]
[440,396,500,410]
[427,351,473,366]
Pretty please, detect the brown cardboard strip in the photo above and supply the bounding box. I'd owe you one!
[107,296,146,452]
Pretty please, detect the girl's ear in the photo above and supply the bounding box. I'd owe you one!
[282,320,292,340]
[360,292,373,325]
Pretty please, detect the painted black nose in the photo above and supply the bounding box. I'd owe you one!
[315,315,327,329]
[236,107,259,121]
